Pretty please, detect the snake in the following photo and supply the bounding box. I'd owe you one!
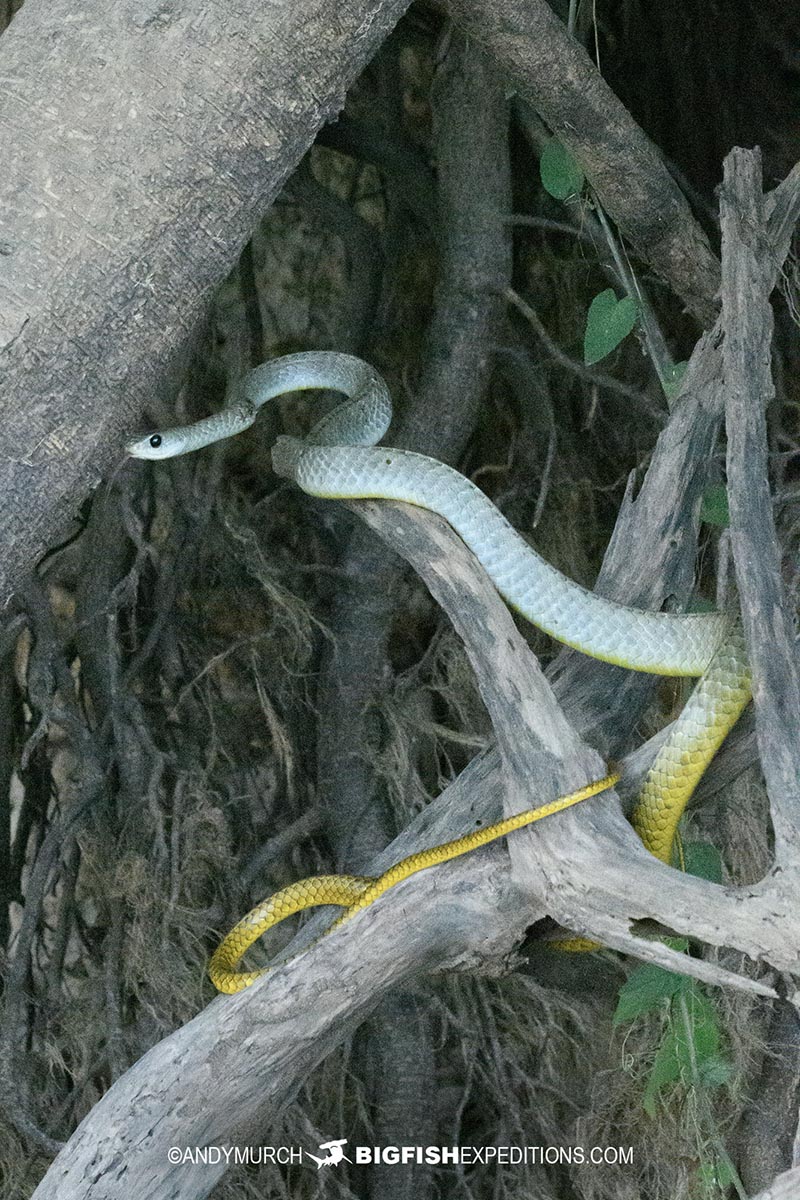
[126,352,752,994]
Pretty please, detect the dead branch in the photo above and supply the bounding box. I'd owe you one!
[349,499,793,985]
[748,1165,800,1200]
[549,161,800,761]
[31,481,785,1200]
[8,0,799,1182]
[30,145,800,1198]
[27,743,532,1200]
[720,149,800,862]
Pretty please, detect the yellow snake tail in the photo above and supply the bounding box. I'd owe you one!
[208,875,374,995]
[208,773,619,994]
[633,621,752,862]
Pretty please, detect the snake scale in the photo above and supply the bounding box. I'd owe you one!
[127,352,752,994]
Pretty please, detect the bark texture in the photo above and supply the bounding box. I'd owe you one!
[721,149,800,861]
[29,484,794,1200]
[0,0,411,600]
[4,0,799,1192]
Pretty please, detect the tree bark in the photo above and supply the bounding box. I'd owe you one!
[0,0,412,601]
[5,0,800,1190]
[446,0,721,326]
[749,1166,800,1200]
[29,149,800,1200]
[721,149,800,860]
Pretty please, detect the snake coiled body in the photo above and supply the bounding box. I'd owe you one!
[127,352,751,992]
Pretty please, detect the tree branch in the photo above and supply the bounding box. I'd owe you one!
[749,1166,800,1200]
[550,161,800,756]
[350,499,796,985]
[445,0,721,325]
[720,148,800,862]
[32,490,791,1200]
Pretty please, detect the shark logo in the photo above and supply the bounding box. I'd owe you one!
[305,1138,352,1169]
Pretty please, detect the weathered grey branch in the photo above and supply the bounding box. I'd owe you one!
[350,500,793,987]
[445,0,720,325]
[764,162,800,262]
[31,811,517,1200]
[347,503,595,809]
[0,0,413,602]
[749,1165,800,1200]
[16,4,799,1174]
[720,148,800,862]
[550,160,800,758]
[33,154,800,1198]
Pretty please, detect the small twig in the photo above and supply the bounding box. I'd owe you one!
[532,427,556,529]
[592,199,674,394]
[506,213,597,248]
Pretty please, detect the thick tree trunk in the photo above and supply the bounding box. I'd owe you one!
[0,0,411,601]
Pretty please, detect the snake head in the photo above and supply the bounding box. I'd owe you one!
[126,400,258,460]
[125,428,189,459]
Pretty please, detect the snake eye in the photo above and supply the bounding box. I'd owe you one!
[149,434,162,449]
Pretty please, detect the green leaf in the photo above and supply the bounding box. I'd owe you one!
[540,140,585,201]
[614,963,689,1025]
[662,360,689,400]
[697,1054,733,1089]
[682,841,723,884]
[643,1025,682,1115]
[700,483,729,527]
[583,289,638,365]
[696,1156,739,1194]
[681,986,722,1068]
[642,984,723,1115]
